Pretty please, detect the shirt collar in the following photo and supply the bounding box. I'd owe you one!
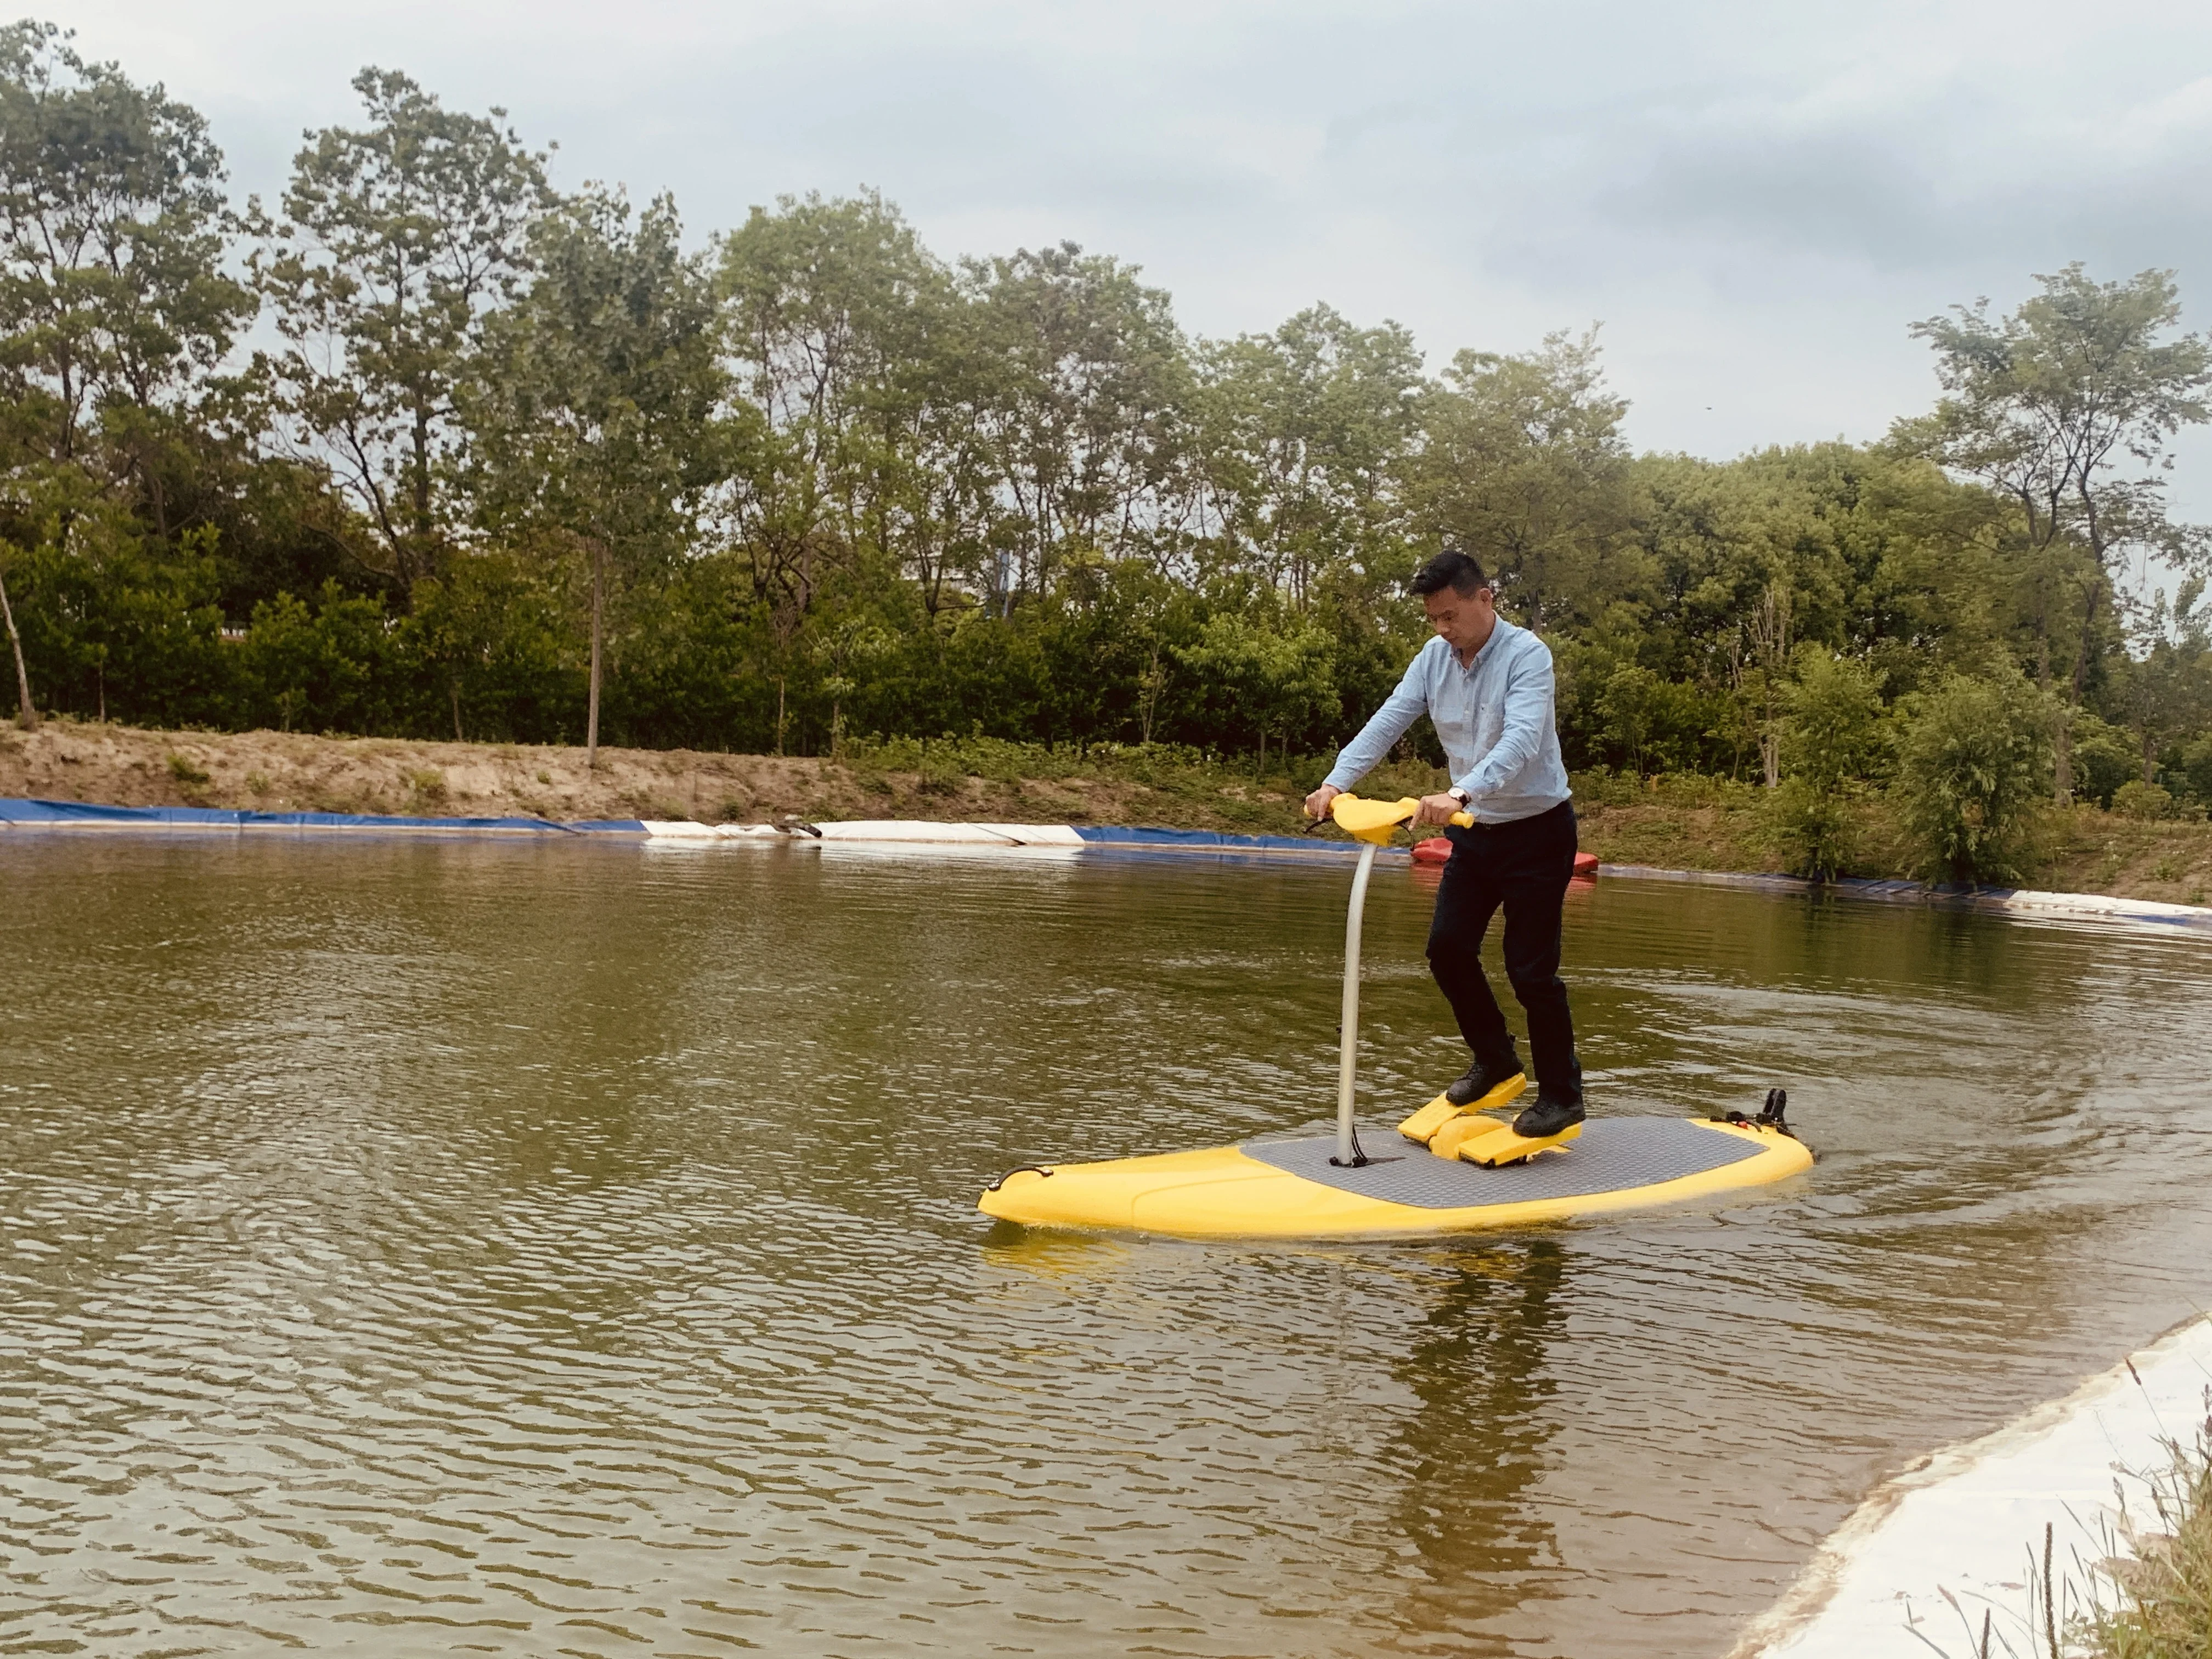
[1452,613,1513,671]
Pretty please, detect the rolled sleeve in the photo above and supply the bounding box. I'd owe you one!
[1323,650,1432,792]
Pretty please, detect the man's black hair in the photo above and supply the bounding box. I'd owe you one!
[1410,546,1490,598]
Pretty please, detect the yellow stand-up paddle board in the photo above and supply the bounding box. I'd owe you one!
[978,794,1813,1239]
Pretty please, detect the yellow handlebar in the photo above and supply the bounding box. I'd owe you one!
[1327,793,1474,845]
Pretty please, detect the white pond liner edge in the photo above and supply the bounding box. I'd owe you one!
[1730,1313,2212,1659]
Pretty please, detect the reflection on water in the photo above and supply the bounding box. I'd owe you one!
[2,836,2209,1657]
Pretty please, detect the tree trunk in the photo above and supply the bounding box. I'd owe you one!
[451,679,465,743]
[586,541,604,770]
[0,566,36,732]
[2054,576,2104,805]
[775,676,787,756]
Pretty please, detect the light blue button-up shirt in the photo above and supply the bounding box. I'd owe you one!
[1323,616,1572,825]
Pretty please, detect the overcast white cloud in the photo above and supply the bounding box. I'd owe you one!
[46,0,2212,522]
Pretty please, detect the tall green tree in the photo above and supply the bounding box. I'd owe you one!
[257,67,549,584]
[465,189,722,765]
[0,20,255,725]
[1408,329,1636,632]
[2118,577,2212,787]
[1899,265,2212,799]
[0,22,252,468]
[711,190,957,734]
[1193,304,1423,605]
[962,242,1192,608]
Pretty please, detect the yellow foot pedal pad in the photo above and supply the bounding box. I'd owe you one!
[1396,1093,1462,1144]
[1396,1073,1527,1146]
[1455,1121,1583,1168]
[1429,1111,1514,1160]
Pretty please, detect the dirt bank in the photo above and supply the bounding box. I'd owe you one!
[0,720,1294,836]
[4,720,2208,908]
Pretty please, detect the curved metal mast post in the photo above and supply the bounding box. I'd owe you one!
[1334,841,1379,1167]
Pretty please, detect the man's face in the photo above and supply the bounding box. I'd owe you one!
[1423,584,1497,654]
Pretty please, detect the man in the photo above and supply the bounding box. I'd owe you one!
[1304,546,1585,1153]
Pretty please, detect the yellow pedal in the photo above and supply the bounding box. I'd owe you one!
[1457,1121,1583,1168]
[1396,1092,1462,1143]
[1429,1111,1510,1161]
[1394,1073,1527,1146]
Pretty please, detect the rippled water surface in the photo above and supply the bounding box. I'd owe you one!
[4,834,2211,1657]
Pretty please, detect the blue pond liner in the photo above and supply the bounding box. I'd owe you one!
[0,797,645,834]
[1071,824,1385,857]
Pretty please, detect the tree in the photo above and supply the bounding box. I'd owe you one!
[961,242,1192,608]
[1900,266,2212,800]
[2117,576,2212,787]
[1767,650,1886,878]
[0,22,253,473]
[0,552,31,726]
[1408,330,1636,632]
[1194,304,1423,605]
[709,189,957,719]
[0,21,256,728]
[464,189,722,765]
[1175,608,1336,772]
[1895,669,2054,883]
[257,67,549,584]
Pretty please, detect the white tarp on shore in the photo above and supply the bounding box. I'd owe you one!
[1733,1314,2212,1658]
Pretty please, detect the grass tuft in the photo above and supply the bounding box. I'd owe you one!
[2080,1419,2212,1658]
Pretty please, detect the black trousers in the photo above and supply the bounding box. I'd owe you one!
[1425,801,1583,1103]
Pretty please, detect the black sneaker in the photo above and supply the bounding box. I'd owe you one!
[1510,1094,1587,1139]
[1446,1056,1526,1108]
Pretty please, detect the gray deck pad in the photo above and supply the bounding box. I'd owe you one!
[1242,1117,1765,1209]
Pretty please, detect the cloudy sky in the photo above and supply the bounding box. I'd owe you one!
[49,0,2212,523]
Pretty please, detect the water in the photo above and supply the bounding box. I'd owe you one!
[3,835,2209,1658]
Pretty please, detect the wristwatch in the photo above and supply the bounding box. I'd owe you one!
[1446,787,1470,806]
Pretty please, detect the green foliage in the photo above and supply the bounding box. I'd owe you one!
[1899,266,2212,799]
[1764,777,1858,881]
[240,580,397,732]
[1783,650,1887,787]
[2182,736,2212,807]
[1761,651,1887,879]
[2078,1429,2212,1659]
[256,67,549,583]
[2072,710,2141,808]
[2113,780,2175,821]
[1894,670,2055,883]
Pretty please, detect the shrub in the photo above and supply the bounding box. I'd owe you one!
[2113,780,2174,821]
[166,751,210,786]
[1893,670,2054,883]
[1765,776,1857,880]
[2179,736,2212,808]
[2071,711,2138,808]
[1784,650,1888,786]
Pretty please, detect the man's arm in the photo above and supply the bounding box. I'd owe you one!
[1320,650,1431,795]
[1453,640,1554,804]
